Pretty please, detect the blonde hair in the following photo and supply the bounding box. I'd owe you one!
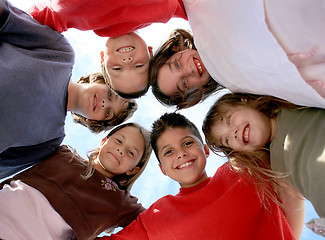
[82,123,152,191]
[202,93,303,207]
[71,72,137,133]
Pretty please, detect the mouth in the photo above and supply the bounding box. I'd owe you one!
[176,160,194,170]
[117,46,135,53]
[93,95,98,112]
[193,57,203,77]
[243,124,250,144]
[110,152,120,164]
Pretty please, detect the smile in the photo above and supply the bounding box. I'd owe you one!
[117,46,134,53]
[93,95,98,111]
[110,152,120,164]
[177,160,194,170]
[193,58,203,76]
[243,124,250,144]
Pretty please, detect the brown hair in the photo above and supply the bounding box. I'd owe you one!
[82,123,152,191]
[71,72,137,133]
[202,93,302,206]
[149,29,223,110]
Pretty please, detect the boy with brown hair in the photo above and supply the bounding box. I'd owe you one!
[98,112,297,240]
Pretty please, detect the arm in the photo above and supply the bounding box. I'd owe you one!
[276,181,305,240]
[29,0,187,37]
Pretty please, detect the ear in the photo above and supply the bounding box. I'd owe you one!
[148,46,153,58]
[100,137,108,147]
[100,51,105,64]
[126,166,140,176]
[159,163,167,176]
[203,145,210,158]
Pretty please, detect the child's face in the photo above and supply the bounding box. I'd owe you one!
[156,127,208,188]
[78,83,128,121]
[96,126,145,177]
[103,32,149,95]
[157,49,210,98]
[211,105,274,152]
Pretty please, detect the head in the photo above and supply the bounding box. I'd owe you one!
[151,112,209,188]
[86,123,152,191]
[102,32,152,98]
[203,93,298,155]
[149,29,222,109]
[71,73,138,133]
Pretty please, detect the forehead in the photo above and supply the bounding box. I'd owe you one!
[157,127,198,149]
[108,68,149,94]
[113,126,144,144]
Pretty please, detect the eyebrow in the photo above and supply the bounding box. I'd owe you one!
[159,136,193,153]
[117,133,140,155]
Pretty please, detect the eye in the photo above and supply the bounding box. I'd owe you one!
[106,109,110,118]
[225,137,229,145]
[182,78,188,89]
[135,64,143,68]
[164,149,173,156]
[115,138,122,144]
[184,141,193,147]
[175,61,180,69]
[128,150,135,157]
[112,67,121,70]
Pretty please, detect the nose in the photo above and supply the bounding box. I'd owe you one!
[234,129,239,139]
[121,56,133,63]
[101,99,106,109]
[117,148,124,156]
[177,151,187,159]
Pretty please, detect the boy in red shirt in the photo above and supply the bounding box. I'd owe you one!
[98,112,300,240]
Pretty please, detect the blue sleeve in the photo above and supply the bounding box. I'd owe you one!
[0,137,63,180]
[0,0,72,53]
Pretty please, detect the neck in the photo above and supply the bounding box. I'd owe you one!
[94,158,115,178]
[270,117,277,142]
[180,171,208,188]
[67,81,80,112]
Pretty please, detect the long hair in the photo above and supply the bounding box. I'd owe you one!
[149,29,222,110]
[71,72,137,133]
[82,123,152,191]
[203,93,302,206]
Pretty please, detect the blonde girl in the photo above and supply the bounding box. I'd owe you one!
[202,93,325,222]
[0,123,152,240]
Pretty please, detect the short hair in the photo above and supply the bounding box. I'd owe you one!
[101,64,149,99]
[150,112,203,162]
[149,29,223,110]
[71,72,138,133]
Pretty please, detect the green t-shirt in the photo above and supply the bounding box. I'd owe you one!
[271,108,325,217]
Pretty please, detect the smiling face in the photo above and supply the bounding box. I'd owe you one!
[157,127,209,188]
[95,126,145,177]
[211,105,276,152]
[77,83,129,121]
[157,49,210,98]
[103,32,150,95]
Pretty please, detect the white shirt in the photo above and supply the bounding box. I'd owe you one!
[183,0,325,108]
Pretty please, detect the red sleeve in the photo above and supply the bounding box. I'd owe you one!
[29,0,187,37]
[97,214,150,240]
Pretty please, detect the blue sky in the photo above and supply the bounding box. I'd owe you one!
[11,1,323,239]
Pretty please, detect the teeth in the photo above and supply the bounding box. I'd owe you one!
[178,161,193,169]
[194,59,203,74]
[244,126,249,142]
[118,47,134,53]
